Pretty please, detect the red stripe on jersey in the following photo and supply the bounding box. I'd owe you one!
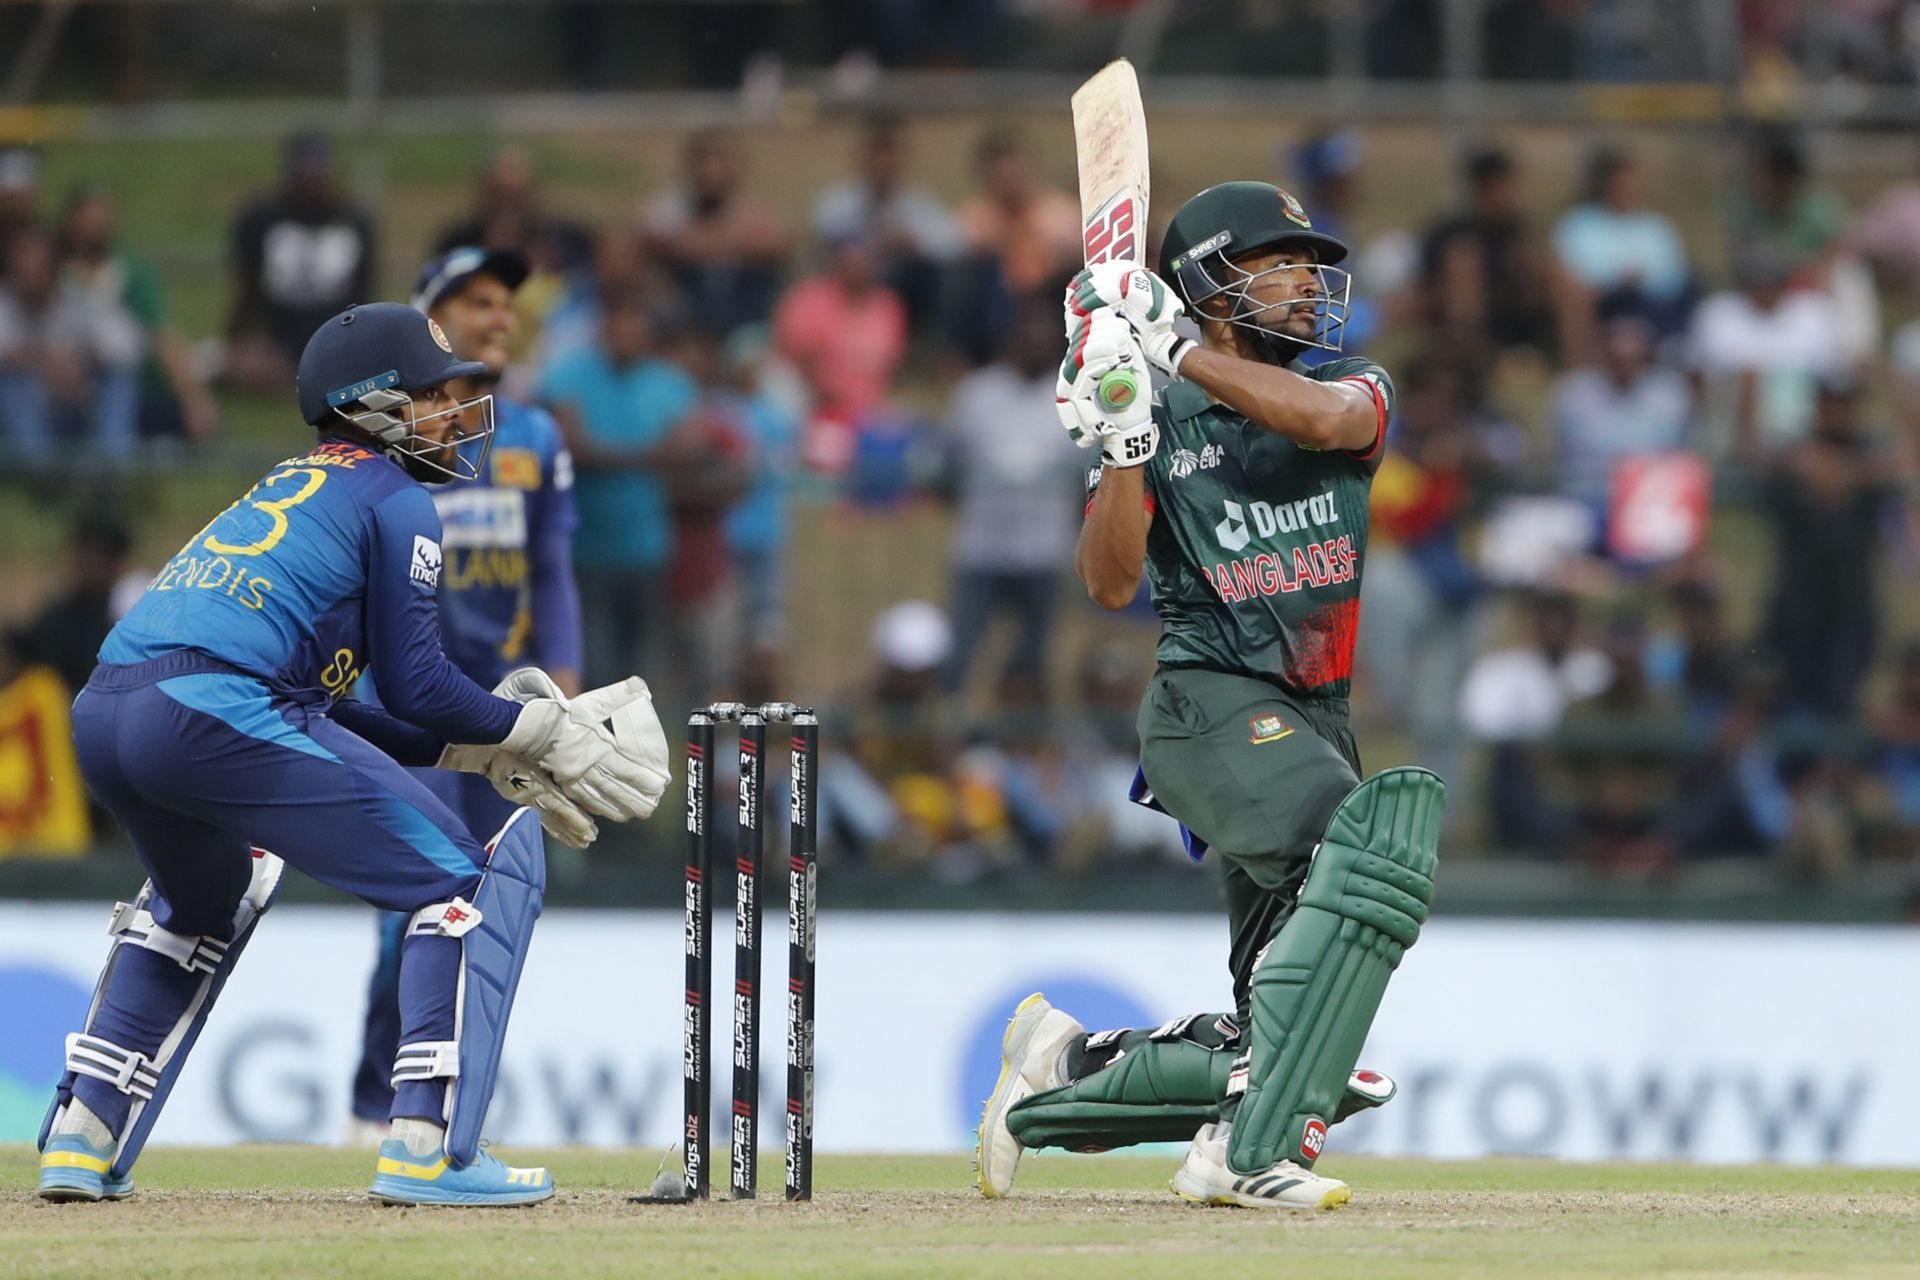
[1335,376,1387,461]
[1291,596,1362,689]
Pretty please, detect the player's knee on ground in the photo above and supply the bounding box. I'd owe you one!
[1007,1011,1404,1154]
[1009,1011,1245,1152]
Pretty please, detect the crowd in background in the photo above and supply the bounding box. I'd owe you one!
[35,2,1920,104]
[0,149,216,457]
[0,102,1918,893]
[1325,124,1920,882]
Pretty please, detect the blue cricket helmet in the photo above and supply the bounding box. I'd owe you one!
[296,302,488,428]
[410,245,530,313]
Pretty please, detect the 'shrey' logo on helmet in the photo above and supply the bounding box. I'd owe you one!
[1276,188,1312,228]
[1169,230,1233,275]
[428,317,454,354]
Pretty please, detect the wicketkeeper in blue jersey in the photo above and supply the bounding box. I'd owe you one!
[345,247,587,1138]
[36,301,671,1207]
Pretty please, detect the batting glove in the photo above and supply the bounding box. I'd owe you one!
[1066,262,1196,377]
[1056,311,1158,469]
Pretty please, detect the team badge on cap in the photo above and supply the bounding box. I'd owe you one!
[1276,188,1312,228]
[428,318,454,353]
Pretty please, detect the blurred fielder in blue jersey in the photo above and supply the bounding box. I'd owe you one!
[37,302,670,1207]
[347,247,585,1137]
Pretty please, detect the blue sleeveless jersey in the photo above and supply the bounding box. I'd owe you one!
[101,436,517,744]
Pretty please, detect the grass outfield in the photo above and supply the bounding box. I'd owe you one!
[3,1148,1920,1279]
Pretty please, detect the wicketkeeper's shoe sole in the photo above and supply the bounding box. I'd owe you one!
[368,1140,554,1206]
[37,1135,134,1203]
[1168,1122,1349,1211]
[975,992,1085,1199]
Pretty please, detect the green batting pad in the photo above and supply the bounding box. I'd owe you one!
[1007,1032,1224,1151]
[1007,1019,1403,1154]
[1227,767,1442,1174]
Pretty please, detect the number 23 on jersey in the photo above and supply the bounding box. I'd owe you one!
[148,467,331,610]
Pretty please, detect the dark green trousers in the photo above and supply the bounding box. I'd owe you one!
[1004,670,1382,1154]
[1136,667,1361,1023]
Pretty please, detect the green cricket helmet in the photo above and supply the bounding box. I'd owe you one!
[1160,181,1353,355]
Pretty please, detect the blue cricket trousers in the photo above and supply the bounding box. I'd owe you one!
[67,652,487,1131]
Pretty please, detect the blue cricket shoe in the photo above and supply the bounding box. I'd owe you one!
[38,1134,135,1203]
[368,1139,554,1206]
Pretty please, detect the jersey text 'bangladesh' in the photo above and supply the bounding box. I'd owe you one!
[1090,358,1391,701]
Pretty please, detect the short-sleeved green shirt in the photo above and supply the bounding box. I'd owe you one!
[1090,357,1392,702]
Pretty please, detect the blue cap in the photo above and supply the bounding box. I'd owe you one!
[410,245,531,313]
[296,303,489,427]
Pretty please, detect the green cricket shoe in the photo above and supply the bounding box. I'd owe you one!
[368,1140,554,1206]
[37,1134,135,1203]
[976,992,1085,1198]
[1170,1122,1350,1211]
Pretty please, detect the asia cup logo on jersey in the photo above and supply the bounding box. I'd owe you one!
[1168,444,1223,479]
[410,534,443,589]
[427,317,454,353]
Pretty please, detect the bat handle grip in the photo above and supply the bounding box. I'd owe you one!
[1095,367,1141,415]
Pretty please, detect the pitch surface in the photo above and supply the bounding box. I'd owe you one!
[4,1147,1919,1278]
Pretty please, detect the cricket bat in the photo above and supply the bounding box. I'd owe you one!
[1072,57,1151,416]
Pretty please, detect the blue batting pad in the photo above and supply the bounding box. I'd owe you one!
[445,807,545,1167]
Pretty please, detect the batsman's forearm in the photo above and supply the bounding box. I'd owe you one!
[1077,470,1150,610]
[1177,347,1370,451]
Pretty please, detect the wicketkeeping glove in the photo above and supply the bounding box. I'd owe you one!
[1066,262,1197,377]
[493,673,672,823]
[437,671,601,848]
[1056,311,1159,469]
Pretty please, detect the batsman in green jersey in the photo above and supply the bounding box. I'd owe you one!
[976,181,1444,1210]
